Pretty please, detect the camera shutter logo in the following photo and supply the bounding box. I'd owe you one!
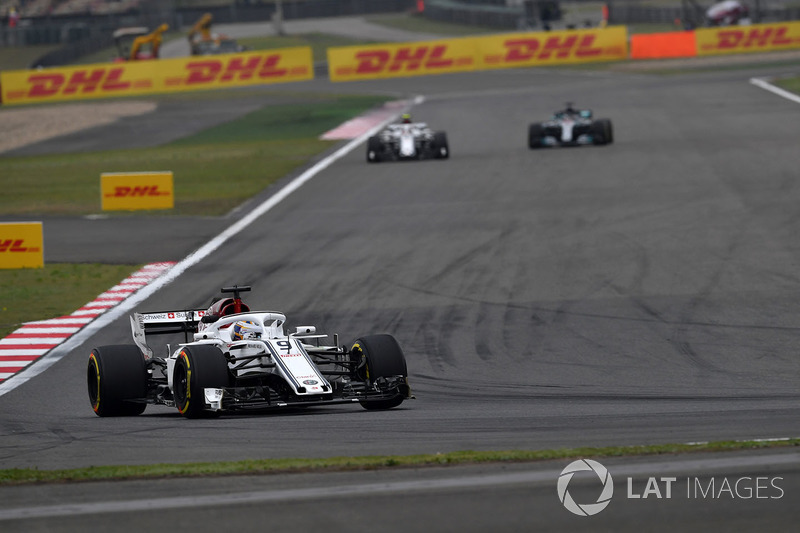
[557,459,614,516]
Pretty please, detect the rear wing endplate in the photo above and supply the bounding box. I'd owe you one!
[130,310,205,359]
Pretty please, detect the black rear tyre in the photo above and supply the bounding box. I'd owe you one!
[173,345,230,419]
[433,131,449,159]
[592,119,613,145]
[366,136,383,163]
[528,124,544,149]
[351,334,408,410]
[604,119,614,144]
[87,345,147,417]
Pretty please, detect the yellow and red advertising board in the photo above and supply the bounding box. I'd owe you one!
[696,21,800,56]
[476,26,628,69]
[101,171,174,211]
[327,36,479,82]
[0,47,313,106]
[0,222,44,269]
[327,27,627,81]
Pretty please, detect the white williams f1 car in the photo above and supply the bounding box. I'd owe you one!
[87,286,412,418]
[528,104,613,148]
[367,114,449,162]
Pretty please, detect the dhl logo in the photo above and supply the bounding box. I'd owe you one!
[712,26,796,49]
[351,45,465,73]
[24,67,140,97]
[0,239,40,253]
[333,44,473,78]
[8,52,309,101]
[178,54,303,84]
[501,35,603,62]
[104,186,170,198]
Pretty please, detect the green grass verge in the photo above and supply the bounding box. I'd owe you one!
[0,93,388,217]
[0,263,141,338]
[775,76,800,95]
[620,57,800,76]
[1,438,797,485]
[547,53,800,76]
[0,44,62,72]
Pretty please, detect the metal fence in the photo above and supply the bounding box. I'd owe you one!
[171,0,417,26]
[421,0,564,30]
[0,0,417,67]
[607,4,800,27]
[6,0,800,68]
[423,0,800,31]
[422,0,525,29]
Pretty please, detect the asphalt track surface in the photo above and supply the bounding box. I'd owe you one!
[2,57,800,529]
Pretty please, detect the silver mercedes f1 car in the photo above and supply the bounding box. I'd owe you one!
[367,114,449,162]
[87,286,412,418]
[528,104,613,148]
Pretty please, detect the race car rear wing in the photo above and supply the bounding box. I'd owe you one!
[130,310,205,359]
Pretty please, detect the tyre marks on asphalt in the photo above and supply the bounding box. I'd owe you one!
[0,262,174,384]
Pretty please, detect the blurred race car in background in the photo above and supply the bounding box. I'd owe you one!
[87,285,412,418]
[706,1,750,26]
[528,104,613,148]
[367,114,449,162]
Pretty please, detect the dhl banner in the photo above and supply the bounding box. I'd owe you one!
[477,26,628,69]
[328,37,478,82]
[328,27,627,81]
[101,171,174,211]
[0,222,44,269]
[696,21,800,56]
[0,47,313,106]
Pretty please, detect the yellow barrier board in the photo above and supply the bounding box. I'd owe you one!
[0,47,313,105]
[327,28,627,81]
[0,222,44,269]
[328,37,478,82]
[101,172,174,211]
[696,21,800,55]
[477,26,628,68]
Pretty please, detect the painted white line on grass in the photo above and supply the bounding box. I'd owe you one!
[0,97,423,398]
[749,77,800,104]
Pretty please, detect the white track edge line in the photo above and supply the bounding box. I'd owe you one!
[749,77,800,104]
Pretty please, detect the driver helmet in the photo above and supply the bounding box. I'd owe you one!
[401,113,412,124]
[231,320,261,341]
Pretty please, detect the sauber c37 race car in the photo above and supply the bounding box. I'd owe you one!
[87,286,412,418]
[367,117,449,162]
[528,104,613,148]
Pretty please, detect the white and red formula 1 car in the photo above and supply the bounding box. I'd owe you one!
[87,286,412,418]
